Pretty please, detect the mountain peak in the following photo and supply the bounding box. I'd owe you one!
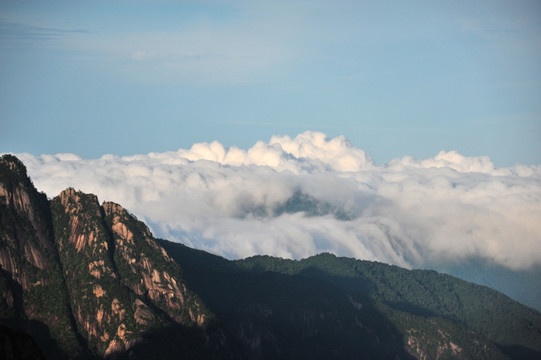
[0,155,35,200]
[102,201,124,216]
[57,187,99,208]
[58,187,77,199]
[0,154,27,177]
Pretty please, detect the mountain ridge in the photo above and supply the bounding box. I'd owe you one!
[159,239,541,359]
[1,154,541,359]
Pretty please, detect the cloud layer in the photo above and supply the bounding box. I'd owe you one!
[13,131,541,270]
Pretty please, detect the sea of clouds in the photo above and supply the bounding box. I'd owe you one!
[14,131,541,271]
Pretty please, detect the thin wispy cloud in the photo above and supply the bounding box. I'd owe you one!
[73,27,294,84]
[0,21,90,43]
[458,15,539,42]
[13,131,541,272]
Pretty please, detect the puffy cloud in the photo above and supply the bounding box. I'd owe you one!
[11,131,541,271]
[388,150,501,174]
[269,132,374,172]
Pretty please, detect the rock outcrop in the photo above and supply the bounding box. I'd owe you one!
[0,155,84,360]
[51,188,137,356]
[102,202,208,327]
[1,155,217,359]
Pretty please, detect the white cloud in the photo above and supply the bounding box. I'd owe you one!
[269,132,374,172]
[14,131,541,271]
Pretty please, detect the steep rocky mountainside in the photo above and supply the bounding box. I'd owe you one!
[0,155,228,359]
[0,155,85,359]
[2,154,541,360]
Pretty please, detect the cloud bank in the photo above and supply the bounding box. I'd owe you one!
[13,131,541,271]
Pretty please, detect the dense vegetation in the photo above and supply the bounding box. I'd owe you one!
[237,253,541,351]
[160,240,541,360]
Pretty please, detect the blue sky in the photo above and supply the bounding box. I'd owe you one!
[1,0,540,166]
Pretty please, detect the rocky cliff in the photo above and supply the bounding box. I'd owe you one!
[0,155,222,359]
[0,155,85,359]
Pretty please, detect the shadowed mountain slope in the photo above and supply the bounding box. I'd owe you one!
[159,240,541,360]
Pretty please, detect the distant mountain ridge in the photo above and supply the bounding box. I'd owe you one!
[1,154,541,359]
[160,240,541,360]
